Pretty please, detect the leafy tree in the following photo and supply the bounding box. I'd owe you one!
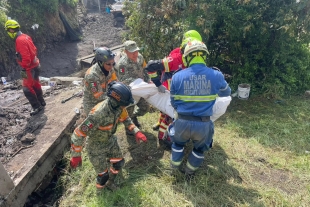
[123,0,310,96]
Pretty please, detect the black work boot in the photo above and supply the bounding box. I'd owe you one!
[30,106,43,116]
[183,166,195,182]
[152,122,160,131]
[106,174,120,191]
[159,139,172,151]
[34,87,45,107]
[105,179,120,191]
[131,116,141,128]
[40,100,46,107]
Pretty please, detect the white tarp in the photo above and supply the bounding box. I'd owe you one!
[129,78,231,122]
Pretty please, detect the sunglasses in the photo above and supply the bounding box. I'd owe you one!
[105,62,115,66]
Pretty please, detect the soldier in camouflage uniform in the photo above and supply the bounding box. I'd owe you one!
[70,81,148,191]
[114,40,150,128]
[83,47,118,115]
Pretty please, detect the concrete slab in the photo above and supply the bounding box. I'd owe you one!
[0,163,14,199]
[50,76,83,86]
[0,87,83,207]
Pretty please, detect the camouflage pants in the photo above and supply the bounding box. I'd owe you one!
[86,135,122,173]
[126,97,150,118]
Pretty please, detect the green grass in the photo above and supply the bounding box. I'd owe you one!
[58,95,310,207]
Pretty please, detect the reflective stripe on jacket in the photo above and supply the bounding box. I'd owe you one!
[170,63,230,117]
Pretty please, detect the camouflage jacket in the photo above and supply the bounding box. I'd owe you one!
[71,99,139,157]
[83,63,118,114]
[114,52,149,85]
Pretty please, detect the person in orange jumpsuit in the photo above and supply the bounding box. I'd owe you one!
[5,19,46,116]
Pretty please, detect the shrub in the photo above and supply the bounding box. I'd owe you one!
[123,0,310,96]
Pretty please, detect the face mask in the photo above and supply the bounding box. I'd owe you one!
[182,55,188,67]
[7,31,17,39]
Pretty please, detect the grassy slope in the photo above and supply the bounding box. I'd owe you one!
[58,95,310,207]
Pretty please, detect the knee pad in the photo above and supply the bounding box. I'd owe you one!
[96,171,109,186]
[112,158,125,170]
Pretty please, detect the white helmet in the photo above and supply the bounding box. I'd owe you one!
[183,40,209,66]
[183,40,209,57]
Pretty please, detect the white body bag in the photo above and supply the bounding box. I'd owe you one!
[129,78,231,122]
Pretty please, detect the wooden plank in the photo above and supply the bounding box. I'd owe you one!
[76,44,124,62]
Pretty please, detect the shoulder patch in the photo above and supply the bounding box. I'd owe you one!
[80,119,94,133]
[90,82,98,93]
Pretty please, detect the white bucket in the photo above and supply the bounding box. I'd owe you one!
[238,84,250,100]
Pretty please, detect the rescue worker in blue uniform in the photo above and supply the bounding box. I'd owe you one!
[169,40,231,178]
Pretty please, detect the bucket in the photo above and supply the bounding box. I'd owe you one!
[238,84,250,100]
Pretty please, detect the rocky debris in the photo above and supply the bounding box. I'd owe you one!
[20,133,36,144]
[1,2,125,206]
[0,106,30,164]
[0,83,83,165]
[0,80,22,91]
[305,90,310,97]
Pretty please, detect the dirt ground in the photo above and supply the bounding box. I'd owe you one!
[0,5,125,166]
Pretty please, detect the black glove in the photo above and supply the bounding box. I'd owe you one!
[20,70,27,79]
[145,60,164,87]
[145,60,164,72]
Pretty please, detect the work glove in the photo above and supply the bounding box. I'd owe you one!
[158,85,167,93]
[20,70,27,79]
[145,59,164,72]
[70,156,82,168]
[135,131,147,144]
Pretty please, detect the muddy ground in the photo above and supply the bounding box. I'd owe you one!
[0,6,125,168]
[0,4,127,206]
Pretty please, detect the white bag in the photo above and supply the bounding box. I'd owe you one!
[130,78,231,121]
[211,96,232,122]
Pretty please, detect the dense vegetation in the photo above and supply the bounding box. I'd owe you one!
[123,0,310,97]
[1,0,309,96]
[0,0,79,78]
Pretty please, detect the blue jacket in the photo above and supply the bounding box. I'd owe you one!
[170,64,231,117]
